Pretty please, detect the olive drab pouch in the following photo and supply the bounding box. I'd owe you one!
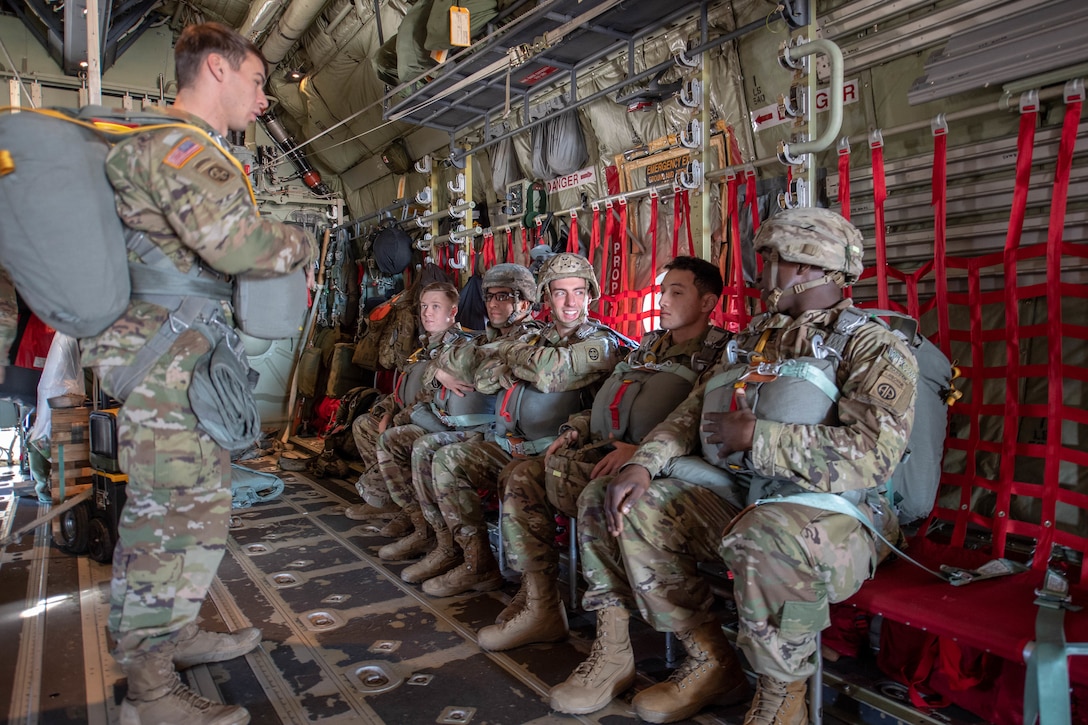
[378,291,420,370]
[544,440,610,516]
[326,342,370,398]
[353,299,395,371]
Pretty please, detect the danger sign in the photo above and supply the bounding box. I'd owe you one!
[546,166,596,194]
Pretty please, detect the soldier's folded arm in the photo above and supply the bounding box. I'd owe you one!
[750,328,918,493]
[506,335,623,393]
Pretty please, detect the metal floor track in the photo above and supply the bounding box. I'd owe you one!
[0,459,979,725]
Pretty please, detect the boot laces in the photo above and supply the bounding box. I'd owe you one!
[667,630,711,685]
[166,682,218,713]
[745,677,792,725]
[571,636,608,682]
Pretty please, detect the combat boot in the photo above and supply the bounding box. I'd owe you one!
[378,509,434,560]
[495,581,527,625]
[632,620,750,722]
[477,572,568,650]
[378,510,412,538]
[402,526,462,583]
[173,622,262,670]
[120,650,249,725]
[549,606,635,714]
[344,501,398,521]
[421,532,503,597]
[743,675,808,725]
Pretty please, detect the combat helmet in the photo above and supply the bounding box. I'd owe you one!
[482,263,537,303]
[754,207,864,284]
[536,253,600,302]
[754,207,864,311]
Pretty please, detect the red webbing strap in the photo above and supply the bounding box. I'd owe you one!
[481,230,497,269]
[468,234,477,274]
[567,212,579,253]
[499,384,517,423]
[728,174,748,330]
[870,133,890,308]
[603,200,616,290]
[588,204,602,268]
[505,228,515,263]
[617,199,630,336]
[745,167,760,237]
[837,142,851,221]
[995,105,1038,558]
[649,192,659,322]
[931,122,951,357]
[1039,92,1082,566]
[609,380,633,431]
[522,224,532,263]
[672,190,682,258]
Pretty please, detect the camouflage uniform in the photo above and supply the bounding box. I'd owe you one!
[429,321,629,549]
[0,265,15,366]
[80,111,315,661]
[378,321,535,514]
[502,328,720,579]
[352,326,469,506]
[608,299,916,680]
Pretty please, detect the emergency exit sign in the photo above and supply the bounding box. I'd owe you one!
[750,78,859,132]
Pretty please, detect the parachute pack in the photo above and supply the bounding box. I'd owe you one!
[0,106,306,343]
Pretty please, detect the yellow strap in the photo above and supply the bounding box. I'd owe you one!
[0,106,259,210]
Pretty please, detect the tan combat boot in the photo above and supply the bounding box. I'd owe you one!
[477,572,568,651]
[344,501,398,521]
[632,620,751,722]
[378,509,434,560]
[743,675,808,725]
[377,510,412,538]
[549,606,636,714]
[495,581,528,625]
[120,650,249,725]
[421,532,503,597]
[172,622,262,670]
[402,525,462,583]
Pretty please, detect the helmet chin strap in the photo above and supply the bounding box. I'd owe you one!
[764,252,844,313]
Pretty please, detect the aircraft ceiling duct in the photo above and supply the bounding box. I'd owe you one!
[259,110,333,196]
[239,0,290,42]
[260,0,331,65]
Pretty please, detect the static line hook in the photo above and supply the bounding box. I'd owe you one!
[414,155,432,174]
[447,173,465,194]
[678,159,703,190]
[415,187,432,205]
[680,120,703,149]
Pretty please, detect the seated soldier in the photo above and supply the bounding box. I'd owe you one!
[476,256,726,652]
[343,282,469,532]
[372,264,538,566]
[550,207,917,725]
[419,253,631,598]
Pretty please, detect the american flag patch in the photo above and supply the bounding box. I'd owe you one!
[163,137,203,168]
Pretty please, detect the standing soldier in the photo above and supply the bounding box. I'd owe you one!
[550,208,917,725]
[419,253,631,597]
[476,256,726,652]
[0,266,15,381]
[344,282,468,535]
[77,23,316,724]
[374,264,538,569]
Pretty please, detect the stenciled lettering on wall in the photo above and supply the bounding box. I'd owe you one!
[749,78,860,132]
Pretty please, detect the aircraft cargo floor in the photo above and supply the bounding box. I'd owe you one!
[0,455,980,725]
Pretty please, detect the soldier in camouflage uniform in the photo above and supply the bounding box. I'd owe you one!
[476,256,726,653]
[419,254,630,598]
[77,23,316,725]
[551,208,917,725]
[0,265,15,379]
[374,264,538,573]
[344,283,467,530]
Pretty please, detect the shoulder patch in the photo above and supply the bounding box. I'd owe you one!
[193,156,232,184]
[163,137,203,169]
